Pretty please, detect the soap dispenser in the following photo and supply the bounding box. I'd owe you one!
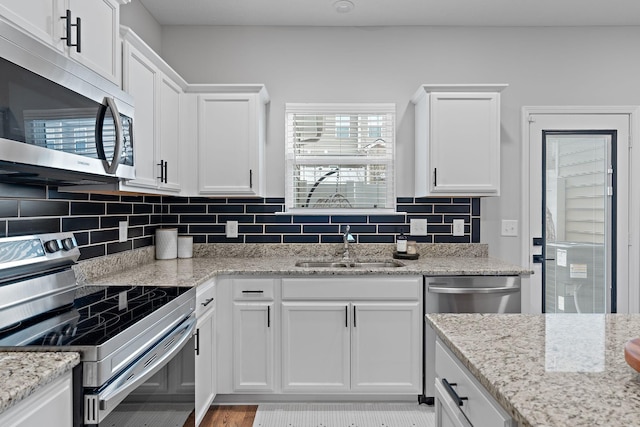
[396,231,408,254]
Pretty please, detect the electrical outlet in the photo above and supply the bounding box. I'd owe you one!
[452,219,465,236]
[226,220,239,238]
[501,220,518,237]
[410,218,428,236]
[118,221,128,242]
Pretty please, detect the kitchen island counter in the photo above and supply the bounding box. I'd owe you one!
[427,313,640,427]
[0,351,80,415]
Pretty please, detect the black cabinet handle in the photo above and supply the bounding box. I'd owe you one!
[163,161,168,183]
[267,305,271,328]
[242,290,264,294]
[194,328,200,356]
[434,168,437,187]
[353,305,357,327]
[201,298,214,307]
[157,160,165,182]
[442,378,468,406]
[75,15,81,52]
[345,306,348,328]
[61,10,81,52]
[249,169,253,189]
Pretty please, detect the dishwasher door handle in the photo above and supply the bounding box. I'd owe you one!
[428,285,520,295]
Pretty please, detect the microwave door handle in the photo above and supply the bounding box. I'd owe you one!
[99,97,123,174]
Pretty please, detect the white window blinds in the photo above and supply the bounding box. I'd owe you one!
[286,103,395,212]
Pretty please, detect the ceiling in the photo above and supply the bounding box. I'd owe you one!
[139,0,640,27]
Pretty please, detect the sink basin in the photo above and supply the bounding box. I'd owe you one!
[295,259,405,268]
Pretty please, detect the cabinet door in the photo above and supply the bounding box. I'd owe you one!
[281,302,350,392]
[158,74,181,192]
[351,302,422,393]
[232,301,275,392]
[434,379,473,427]
[122,41,158,189]
[195,305,216,426]
[429,92,500,195]
[197,94,259,195]
[0,371,73,427]
[67,0,120,83]
[0,0,63,50]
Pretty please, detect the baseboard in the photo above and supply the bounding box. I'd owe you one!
[212,394,418,405]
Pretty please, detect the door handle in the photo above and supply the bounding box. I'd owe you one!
[533,255,556,263]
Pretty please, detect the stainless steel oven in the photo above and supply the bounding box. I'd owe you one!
[0,232,196,427]
[423,276,521,402]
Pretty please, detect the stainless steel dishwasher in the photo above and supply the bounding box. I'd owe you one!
[423,275,521,402]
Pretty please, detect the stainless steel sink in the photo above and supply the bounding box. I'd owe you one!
[295,259,405,268]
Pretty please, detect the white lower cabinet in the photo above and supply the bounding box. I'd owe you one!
[218,275,422,397]
[195,279,216,426]
[0,371,73,427]
[282,302,350,392]
[231,278,276,392]
[281,276,422,394]
[435,339,515,427]
[351,302,422,392]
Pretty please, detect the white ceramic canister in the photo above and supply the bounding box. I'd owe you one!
[155,228,178,259]
[178,235,193,259]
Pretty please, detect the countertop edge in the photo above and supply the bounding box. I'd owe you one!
[0,351,80,415]
[426,314,532,427]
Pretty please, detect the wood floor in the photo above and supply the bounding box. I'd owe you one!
[184,405,258,427]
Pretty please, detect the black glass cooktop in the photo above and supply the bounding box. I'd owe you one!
[0,285,191,347]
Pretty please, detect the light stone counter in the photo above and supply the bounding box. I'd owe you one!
[74,242,531,286]
[80,254,531,288]
[426,313,640,427]
[0,351,80,414]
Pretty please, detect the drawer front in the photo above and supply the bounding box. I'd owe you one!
[435,340,514,427]
[232,278,275,300]
[282,277,421,300]
[196,279,216,318]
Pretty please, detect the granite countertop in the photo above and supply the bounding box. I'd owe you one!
[81,255,531,288]
[426,313,640,427]
[0,351,80,415]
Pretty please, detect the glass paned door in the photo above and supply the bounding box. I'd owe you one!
[542,131,615,313]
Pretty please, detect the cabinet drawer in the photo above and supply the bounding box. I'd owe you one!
[232,278,275,300]
[196,279,216,318]
[282,277,421,300]
[435,340,514,427]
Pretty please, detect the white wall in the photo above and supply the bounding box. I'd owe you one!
[158,25,640,265]
[120,0,162,53]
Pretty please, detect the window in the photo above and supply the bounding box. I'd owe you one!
[286,103,395,212]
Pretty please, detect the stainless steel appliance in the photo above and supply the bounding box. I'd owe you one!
[423,276,521,402]
[0,21,134,185]
[0,232,196,426]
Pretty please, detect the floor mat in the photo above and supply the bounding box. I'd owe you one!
[253,403,435,427]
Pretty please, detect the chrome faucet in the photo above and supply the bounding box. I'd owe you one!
[342,225,355,260]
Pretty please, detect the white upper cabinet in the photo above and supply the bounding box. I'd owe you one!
[120,27,185,194]
[0,0,127,84]
[194,86,269,196]
[413,84,507,197]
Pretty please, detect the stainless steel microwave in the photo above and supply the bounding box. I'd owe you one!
[0,22,135,186]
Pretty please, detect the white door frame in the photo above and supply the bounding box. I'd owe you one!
[521,106,640,314]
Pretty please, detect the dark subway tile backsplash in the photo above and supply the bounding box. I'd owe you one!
[0,186,481,261]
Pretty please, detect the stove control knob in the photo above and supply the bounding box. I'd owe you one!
[44,239,61,253]
[61,237,76,250]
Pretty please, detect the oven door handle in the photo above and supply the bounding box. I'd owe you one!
[428,285,520,295]
[92,315,196,420]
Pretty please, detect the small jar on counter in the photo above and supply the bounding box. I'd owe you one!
[407,241,417,255]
